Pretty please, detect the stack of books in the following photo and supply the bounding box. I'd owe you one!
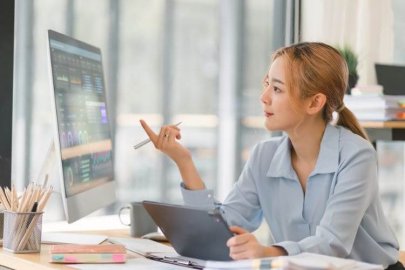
[344,94,405,121]
[49,244,126,264]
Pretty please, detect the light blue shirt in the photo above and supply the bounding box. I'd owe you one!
[181,124,399,267]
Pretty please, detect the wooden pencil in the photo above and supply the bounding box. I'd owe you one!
[1,181,53,252]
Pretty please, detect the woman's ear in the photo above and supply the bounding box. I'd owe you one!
[306,93,327,115]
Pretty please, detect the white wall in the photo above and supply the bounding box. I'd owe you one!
[301,0,394,86]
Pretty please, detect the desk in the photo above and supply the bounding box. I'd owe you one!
[361,121,405,141]
[0,229,140,270]
[1,231,405,269]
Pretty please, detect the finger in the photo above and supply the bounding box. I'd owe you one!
[157,127,166,149]
[140,119,159,145]
[173,126,181,138]
[171,129,181,140]
[163,126,179,141]
[166,125,180,134]
[229,250,249,260]
[227,234,249,247]
[229,226,248,235]
[229,244,248,255]
[163,126,171,140]
[160,127,173,149]
[168,130,177,143]
[229,241,257,260]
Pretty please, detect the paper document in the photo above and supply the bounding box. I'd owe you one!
[289,253,383,270]
[108,237,176,255]
[70,257,187,270]
[42,232,107,245]
[109,237,207,268]
[107,238,383,270]
[204,253,383,270]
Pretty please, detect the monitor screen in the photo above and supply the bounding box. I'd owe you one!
[47,30,116,223]
[375,63,405,95]
[0,0,14,188]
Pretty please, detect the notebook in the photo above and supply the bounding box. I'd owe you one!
[375,63,405,95]
[49,244,126,264]
[142,201,233,262]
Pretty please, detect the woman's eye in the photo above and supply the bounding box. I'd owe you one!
[273,86,281,93]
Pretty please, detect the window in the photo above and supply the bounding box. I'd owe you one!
[13,0,289,219]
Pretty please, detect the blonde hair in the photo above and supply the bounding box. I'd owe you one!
[272,42,369,141]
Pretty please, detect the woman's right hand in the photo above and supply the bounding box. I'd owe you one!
[139,119,192,164]
[139,119,205,190]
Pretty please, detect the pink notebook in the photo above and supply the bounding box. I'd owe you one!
[49,244,126,264]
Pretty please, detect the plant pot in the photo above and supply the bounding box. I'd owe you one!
[347,74,359,95]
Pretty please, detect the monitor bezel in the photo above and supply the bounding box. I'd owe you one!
[47,29,116,223]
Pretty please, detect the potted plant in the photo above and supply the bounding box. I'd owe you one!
[336,46,359,95]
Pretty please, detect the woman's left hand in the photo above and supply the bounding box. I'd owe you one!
[227,226,287,260]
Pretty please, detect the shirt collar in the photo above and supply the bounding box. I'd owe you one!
[266,124,340,179]
[266,135,296,179]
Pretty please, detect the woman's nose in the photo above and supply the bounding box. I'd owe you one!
[260,87,271,104]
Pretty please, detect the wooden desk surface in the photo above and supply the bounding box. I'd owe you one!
[360,120,405,129]
[1,230,405,269]
[0,229,140,270]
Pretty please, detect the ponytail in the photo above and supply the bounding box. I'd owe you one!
[336,107,369,141]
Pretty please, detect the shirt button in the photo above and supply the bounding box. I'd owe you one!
[208,194,212,198]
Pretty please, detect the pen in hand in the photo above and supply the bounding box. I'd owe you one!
[134,121,182,150]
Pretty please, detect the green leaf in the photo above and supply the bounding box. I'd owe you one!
[336,46,358,77]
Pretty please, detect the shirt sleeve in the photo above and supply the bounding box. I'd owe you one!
[181,182,217,209]
[181,144,263,232]
[275,145,378,257]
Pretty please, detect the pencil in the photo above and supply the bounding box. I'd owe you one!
[0,187,10,210]
[133,121,182,149]
[2,181,54,252]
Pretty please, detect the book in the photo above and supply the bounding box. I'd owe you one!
[49,244,126,264]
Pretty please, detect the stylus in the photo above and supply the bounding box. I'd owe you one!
[134,122,182,150]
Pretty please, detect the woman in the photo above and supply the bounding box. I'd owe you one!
[140,42,403,269]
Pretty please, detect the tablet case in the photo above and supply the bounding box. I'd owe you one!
[142,200,233,261]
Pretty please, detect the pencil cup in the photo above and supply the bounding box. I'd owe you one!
[3,211,43,253]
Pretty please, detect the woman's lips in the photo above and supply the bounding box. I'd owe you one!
[264,112,274,117]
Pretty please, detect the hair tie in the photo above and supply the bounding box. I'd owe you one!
[336,104,345,113]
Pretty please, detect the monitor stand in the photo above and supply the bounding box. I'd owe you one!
[37,141,109,245]
[36,140,65,222]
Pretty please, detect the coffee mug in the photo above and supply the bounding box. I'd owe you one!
[118,202,157,237]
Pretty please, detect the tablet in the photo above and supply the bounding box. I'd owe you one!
[142,200,233,261]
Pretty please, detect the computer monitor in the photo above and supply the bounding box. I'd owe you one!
[375,63,405,95]
[0,0,14,188]
[47,30,116,223]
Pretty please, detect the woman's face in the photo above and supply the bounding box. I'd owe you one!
[260,56,305,132]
